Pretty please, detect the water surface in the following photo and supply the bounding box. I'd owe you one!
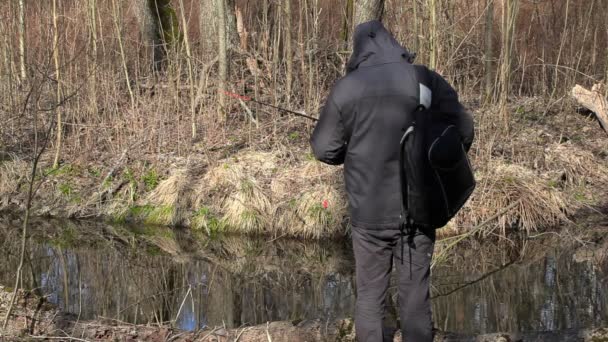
[0,217,606,336]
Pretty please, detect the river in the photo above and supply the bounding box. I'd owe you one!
[0,216,606,337]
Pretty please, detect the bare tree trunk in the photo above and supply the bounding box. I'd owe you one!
[134,0,164,71]
[342,0,354,45]
[199,0,217,56]
[217,0,228,122]
[285,0,293,102]
[498,0,519,129]
[429,0,438,70]
[484,0,495,102]
[52,0,63,169]
[547,0,570,106]
[111,0,135,109]
[412,0,419,54]
[135,0,157,44]
[177,0,197,139]
[18,0,26,81]
[353,0,385,26]
[135,0,181,71]
[225,0,239,49]
[88,0,99,114]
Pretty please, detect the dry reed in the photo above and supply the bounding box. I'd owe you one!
[452,160,570,237]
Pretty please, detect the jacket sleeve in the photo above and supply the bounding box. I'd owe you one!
[310,95,347,165]
[429,69,475,151]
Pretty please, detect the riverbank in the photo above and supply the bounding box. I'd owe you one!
[1,98,607,239]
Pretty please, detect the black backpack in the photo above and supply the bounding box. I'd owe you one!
[399,66,476,230]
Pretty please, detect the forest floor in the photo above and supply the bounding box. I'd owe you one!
[1,97,607,240]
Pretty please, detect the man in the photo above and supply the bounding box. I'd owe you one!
[310,21,474,342]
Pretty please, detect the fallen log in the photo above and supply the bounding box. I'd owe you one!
[571,83,608,135]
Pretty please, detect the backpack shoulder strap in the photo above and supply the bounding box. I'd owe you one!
[413,65,433,111]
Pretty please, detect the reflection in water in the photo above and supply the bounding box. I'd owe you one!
[430,252,608,334]
[0,218,607,335]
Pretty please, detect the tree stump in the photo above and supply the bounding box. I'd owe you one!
[571,83,608,135]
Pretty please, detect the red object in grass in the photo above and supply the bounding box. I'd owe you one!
[322,199,329,209]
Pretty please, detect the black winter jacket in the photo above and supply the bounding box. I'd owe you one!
[310,21,474,229]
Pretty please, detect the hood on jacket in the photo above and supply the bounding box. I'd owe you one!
[346,20,415,73]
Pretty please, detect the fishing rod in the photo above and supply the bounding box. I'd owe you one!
[222,90,319,122]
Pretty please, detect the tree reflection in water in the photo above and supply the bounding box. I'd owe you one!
[0,217,606,335]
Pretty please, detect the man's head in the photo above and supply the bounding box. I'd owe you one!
[347,20,416,73]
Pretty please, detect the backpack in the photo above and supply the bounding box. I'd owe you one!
[399,66,476,230]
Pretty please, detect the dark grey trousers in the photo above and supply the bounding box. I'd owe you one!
[352,226,435,342]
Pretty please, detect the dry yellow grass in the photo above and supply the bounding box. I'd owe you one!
[273,159,347,239]
[544,142,608,186]
[222,176,272,234]
[196,152,347,238]
[197,151,276,234]
[145,169,193,226]
[0,159,28,195]
[450,160,570,236]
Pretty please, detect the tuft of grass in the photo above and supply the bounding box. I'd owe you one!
[142,168,160,191]
[275,183,347,239]
[199,151,277,235]
[145,169,192,226]
[58,183,73,197]
[44,164,76,177]
[0,159,28,195]
[122,168,138,202]
[87,167,101,178]
[122,204,176,226]
[222,176,272,234]
[545,143,608,187]
[145,205,175,226]
[192,207,225,235]
[451,160,570,237]
[288,131,300,140]
[129,204,155,218]
[102,176,113,189]
[272,158,347,239]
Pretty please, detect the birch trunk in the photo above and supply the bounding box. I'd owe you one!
[52,0,63,169]
[18,0,26,80]
[217,0,228,122]
[199,0,217,56]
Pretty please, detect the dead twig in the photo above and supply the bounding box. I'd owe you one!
[29,336,92,342]
[234,326,250,342]
[266,322,273,342]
